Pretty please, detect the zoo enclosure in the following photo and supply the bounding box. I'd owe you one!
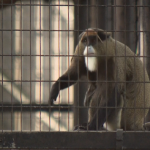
[0,0,150,149]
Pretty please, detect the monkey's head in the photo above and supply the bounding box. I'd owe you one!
[75,28,112,72]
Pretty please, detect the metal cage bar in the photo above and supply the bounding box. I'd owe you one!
[0,0,150,149]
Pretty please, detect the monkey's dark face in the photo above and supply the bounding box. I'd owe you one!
[82,36,98,72]
[81,32,100,72]
[77,28,111,72]
[81,35,100,47]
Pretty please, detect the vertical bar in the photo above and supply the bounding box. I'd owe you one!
[143,0,150,123]
[77,0,80,129]
[125,0,137,53]
[58,0,60,131]
[20,0,23,132]
[115,0,137,52]
[49,0,51,132]
[114,0,117,132]
[39,0,41,132]
[106,0,114,31]
[74,0,107,129]
[124,2,137,130]
[89,0,97,28]
[87,0,89,130]
[143,1,150,77]
[74,0,88,127]
[105,0,108,131]
[89,0,107,129]
[114,0,127,131]
[97,0,106,30]
[11,0,13,132]
[1,0,3,133]
[67,0,70,131]
[124,0,128,131]
[30,0,32,132]
[89,0,107,30]
[96,0,99,130]
[114,0,125,44]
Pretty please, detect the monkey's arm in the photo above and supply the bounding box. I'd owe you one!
[49,57,86,105]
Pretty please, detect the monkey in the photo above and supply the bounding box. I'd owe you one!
[48,28,150,131]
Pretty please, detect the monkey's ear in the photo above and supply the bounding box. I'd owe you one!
[91,28,111,41]
[97,30,111,41]
[78,32,84,41]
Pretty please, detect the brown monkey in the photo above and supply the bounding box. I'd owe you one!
[49,28,150,131]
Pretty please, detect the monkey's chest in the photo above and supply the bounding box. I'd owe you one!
[84,57,98,72]
[87,71,98,82]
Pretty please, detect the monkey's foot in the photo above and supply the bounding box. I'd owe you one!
[143,122,150,131]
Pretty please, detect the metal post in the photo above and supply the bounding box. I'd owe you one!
[114,0,137,53]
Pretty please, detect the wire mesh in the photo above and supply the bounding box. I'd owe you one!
[0,0,150,149]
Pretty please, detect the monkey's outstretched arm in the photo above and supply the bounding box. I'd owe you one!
[48,72,76,105]
[49,57,86,105]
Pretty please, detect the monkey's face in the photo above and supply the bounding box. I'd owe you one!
[76,28,111,72]
[82,37,99,72]
[81,31,101,72]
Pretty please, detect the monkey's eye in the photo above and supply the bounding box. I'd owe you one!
[83,38,87,43]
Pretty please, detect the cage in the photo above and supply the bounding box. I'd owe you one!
[0,0,150,149]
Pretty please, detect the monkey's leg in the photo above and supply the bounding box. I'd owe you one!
[88,87,121,130]
[84,83,96,106]
[75,87,121,131]
[74,83,97,131]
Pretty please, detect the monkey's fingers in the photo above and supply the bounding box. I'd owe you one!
[48,93,58,105]
[48,97,55,105]
[48,92,58,105]
[73,125,79,131]
[74,124,88,131]
[48,83,59,105]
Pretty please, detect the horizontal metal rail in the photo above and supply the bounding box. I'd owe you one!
[0,131,150,149]
[0,104,73,112]
[1,4,150,7]
[1,104,150,112]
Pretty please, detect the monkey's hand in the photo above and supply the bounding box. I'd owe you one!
[48,82,59,105]
[74,123,88,131]
[74,123,106,131]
